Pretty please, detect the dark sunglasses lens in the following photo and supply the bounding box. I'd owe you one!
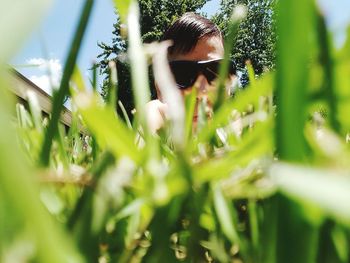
[169,61,197,89]
[204,60,236,83]
[203,61,220,83]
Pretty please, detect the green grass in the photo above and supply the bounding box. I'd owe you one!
[1,0,350,262]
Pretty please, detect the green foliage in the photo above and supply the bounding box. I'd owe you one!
[213,0,276,84]
[138,0,209,43]
[1,0,350,262]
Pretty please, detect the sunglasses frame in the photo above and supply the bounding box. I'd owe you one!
[169,58,236,89]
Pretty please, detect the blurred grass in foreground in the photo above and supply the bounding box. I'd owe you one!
[1,0,350,262]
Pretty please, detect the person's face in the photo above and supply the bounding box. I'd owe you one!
[170,36,228,124]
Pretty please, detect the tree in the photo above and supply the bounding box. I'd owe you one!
[97,0,209,119]
[213,0,276,85]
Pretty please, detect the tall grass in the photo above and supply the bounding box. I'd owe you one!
[1,0,350,262]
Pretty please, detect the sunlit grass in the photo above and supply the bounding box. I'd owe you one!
[1,0,350,262]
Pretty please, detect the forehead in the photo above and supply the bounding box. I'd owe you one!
[171,36,224,61]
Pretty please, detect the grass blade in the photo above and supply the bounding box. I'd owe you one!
[275,0,314,161]
[274,0,318,261]
[73,91,141,163]
[126,1,150,130]
[317,12,339,132]
[106,60,118,109]
[0,73,83,263]
[151,41,185,149]
[40,0,94,166]
[118,100,133,129]
[270,162,350,225]
[184,88,197,143]
[248,199,259,258]
[214,5,246,111]
[213,184,240,245]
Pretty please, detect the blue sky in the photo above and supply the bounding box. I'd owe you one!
[12,0,117,93]
[11,0,350,95]
[12,0,220,94]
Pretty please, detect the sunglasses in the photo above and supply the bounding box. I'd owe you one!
[169,58,236,89]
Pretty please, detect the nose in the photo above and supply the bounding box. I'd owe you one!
[193,74,213,118]
[195,74,210,96]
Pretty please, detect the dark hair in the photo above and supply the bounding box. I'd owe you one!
[163,13,223,57]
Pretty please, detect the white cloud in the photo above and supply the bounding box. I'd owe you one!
[26,58,62,95]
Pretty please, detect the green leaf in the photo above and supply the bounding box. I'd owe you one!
[0,72,83,263]
[73,91,142,164]
[184,88,197,143]
[195,120,273,183]
[197,72,273,145]
[127,1,151,131]
[213,184,240,245]
[40,0,94,166]
[270,162,350,226]
[214,4,247,111]
[275,0,315,161]
[331,225,349,262]
[27,91,43,133]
